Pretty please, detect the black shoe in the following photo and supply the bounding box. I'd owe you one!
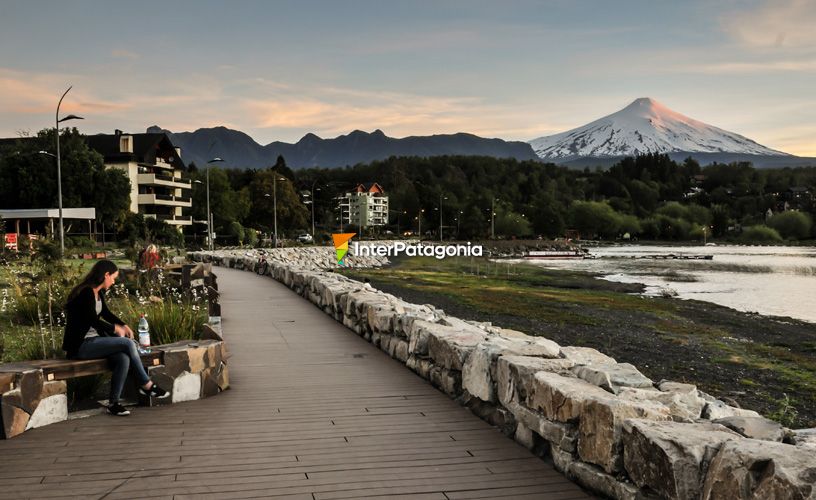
[108,403,131,416]
[140,383,170,399]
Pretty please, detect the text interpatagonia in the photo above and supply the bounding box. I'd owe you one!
[352,242,483,259]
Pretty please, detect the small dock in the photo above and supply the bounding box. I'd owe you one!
[603,254,713,260]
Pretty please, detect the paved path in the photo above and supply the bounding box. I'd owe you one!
[0,267,590,499]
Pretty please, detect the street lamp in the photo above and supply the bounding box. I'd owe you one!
[491,198,499,240]
[55,86,84,256]
[303,179,321,239]
[204,158,224,251]
[417,208,425,243]
[438,194,448,242]
[264,176,287,248]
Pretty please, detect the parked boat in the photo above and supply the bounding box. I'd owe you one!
[524,250,588,259]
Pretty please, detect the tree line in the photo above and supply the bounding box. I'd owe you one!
[2,129,814,245]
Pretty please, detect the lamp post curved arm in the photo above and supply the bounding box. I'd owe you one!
[54,86,84,257]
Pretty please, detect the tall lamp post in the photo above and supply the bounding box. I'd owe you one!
[491,198,499,240]
[438,194,448,241]
[264,176,286,248]
[304,179,320,238]
[416,208,425,243]
[204,158,224,251]
[55,86,83,256]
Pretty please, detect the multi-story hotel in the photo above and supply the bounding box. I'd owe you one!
[86,131,193,230]
[339,183,389,228]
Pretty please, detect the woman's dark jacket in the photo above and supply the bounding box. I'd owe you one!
[62,287,125,358]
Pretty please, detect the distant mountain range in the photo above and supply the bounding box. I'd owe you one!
[529,97,815,168]
[146,99,815,170]
[146,126,539,169]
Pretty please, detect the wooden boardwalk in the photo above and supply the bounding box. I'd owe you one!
[0,267,590,499]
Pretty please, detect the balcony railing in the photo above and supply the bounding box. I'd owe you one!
[145,214,193,225]
[137,193,193,207]
[137,173,192,188]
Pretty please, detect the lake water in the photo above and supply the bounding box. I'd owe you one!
[517,245,816,323]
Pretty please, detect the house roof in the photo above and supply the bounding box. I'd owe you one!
[85,133,186,170]
[0,132,186,170]
[349,182,386,195]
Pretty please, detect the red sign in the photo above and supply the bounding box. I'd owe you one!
[4,233,17,251]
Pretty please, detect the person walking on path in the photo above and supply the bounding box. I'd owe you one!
[62,260,169,416]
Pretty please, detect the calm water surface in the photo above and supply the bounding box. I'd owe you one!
[519,245,816,323]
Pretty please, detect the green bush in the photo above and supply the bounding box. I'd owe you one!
[246,228,259,247]
[655,215,691,239]
[741,225,783,242]
[767,211,812,240]
[67,237,95,250]
[229,221,246,245]
[568,201,622,239]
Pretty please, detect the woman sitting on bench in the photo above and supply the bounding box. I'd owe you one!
[62,259,169,416]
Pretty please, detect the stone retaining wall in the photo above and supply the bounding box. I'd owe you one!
[191,249,816,500]
[202,243,393,271]
[0,332,229,439]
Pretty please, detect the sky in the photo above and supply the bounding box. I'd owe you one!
[0,0,814,156]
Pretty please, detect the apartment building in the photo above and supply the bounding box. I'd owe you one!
[86,131,192,229]
[339,183,389,227]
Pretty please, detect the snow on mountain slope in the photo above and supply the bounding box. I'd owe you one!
[529,98,789,160]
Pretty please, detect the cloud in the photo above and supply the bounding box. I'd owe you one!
[676,59,816,74]
[0,68,130,116]
[721,0,816,50]
[239,82,558,141]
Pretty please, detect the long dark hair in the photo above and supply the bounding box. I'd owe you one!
[67,259,119,303]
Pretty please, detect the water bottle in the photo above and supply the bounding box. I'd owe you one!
[138,314,150,347]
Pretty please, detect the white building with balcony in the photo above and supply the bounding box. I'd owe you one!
[340,183,389,228]
[86,131,192,229]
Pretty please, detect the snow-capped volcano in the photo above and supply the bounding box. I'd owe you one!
[529,98,789,160]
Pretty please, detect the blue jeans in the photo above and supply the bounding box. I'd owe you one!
[77,336,150,404]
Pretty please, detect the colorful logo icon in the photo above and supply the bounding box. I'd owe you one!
[332,233,356,266]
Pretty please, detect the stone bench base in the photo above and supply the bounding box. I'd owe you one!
[0,333,229,439]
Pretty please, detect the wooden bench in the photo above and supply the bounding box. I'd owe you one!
[1,328,229,439]
[2,351,163,382]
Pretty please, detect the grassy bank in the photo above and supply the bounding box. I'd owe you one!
[341,256,816,428]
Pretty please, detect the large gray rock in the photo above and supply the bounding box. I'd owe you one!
[426,324,487,371]
[463,337,562,403]
[618,386,706,422]
[497,355,576,407]
[572,362,654,394]
[504,400,577,452]
[791,428,816,450]
[529,371,610,423]
[579,396,671,474]
[702,439,816,500]
[702,399,760,420]
[623,419,742,500]
[568,461,643,500]
[560,346,616,366]
[713,415,785,442]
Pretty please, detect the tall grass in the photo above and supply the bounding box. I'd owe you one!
[110,295,208,345]
[1,257,208,360]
